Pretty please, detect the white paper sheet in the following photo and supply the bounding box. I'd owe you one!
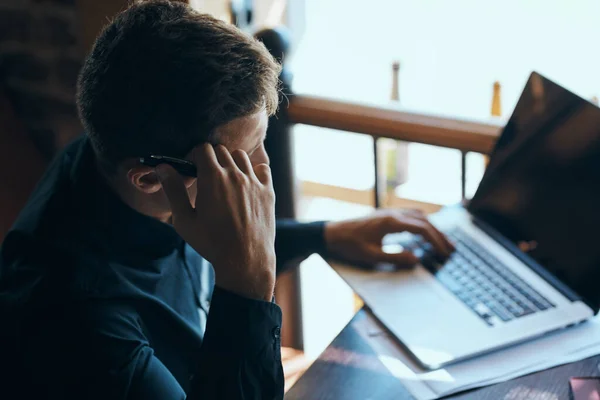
[331,260,600,400]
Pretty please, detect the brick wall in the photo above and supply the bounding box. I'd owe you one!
[0,0,84,159]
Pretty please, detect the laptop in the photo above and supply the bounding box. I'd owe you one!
[364,71,600,369]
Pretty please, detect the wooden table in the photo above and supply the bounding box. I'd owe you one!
[286,309,600,399]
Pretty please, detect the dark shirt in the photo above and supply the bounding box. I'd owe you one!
[0,136,326,399]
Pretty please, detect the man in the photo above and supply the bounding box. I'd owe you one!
[0,1,453,399]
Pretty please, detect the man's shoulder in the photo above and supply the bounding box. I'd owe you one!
[0,136,118,302]
[7,135,86,241]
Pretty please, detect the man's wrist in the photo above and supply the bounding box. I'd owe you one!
[323,221,333,251]
[323,221,342,256]
[215,284,274,302]
[214,271,275,302]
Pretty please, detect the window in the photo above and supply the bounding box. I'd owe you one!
[289,0,600,358]
[290,0,600,205]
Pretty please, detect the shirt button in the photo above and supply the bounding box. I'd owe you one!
[272,327,281,361]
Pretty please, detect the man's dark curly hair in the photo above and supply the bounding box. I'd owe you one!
[77,0,281,173]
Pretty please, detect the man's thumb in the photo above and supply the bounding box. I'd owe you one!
[388,251,420,268]
[156,164,193,220]
[368,244,419,269]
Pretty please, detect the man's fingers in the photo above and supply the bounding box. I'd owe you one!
[156,164,194,223]
[231,149,253,175]
[192,143,220,176]
[214,145,236,169]
[389,210,455,254]
[365,244,419,268]
[440,229,455,252]
[418,218,455,253]
[440,223,455,251]
[384,216,450,257]
[253,163,272,186]
[404,217,452,256]
[403,210,455,251]
[386,251,420,268]
[402,209,426,219]
[411,216,454,253]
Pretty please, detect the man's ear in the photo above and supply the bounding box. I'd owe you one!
[127,166,197,194]
[127,166,162,194]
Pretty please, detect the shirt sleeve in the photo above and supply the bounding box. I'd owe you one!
[190,287,284,399]
[21,289,283,400]
[275,219,328,275]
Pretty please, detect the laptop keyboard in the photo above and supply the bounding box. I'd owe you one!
[410,228,555,326]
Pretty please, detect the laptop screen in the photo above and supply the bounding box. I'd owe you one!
[468,72,600,307]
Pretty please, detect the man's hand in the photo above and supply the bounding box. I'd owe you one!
[324,209,454,269]
[157,144,276,301]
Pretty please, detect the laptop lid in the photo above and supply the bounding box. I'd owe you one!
[467,72,600,310]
